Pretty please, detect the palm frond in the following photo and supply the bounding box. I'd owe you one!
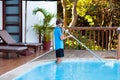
[33,8,55,42]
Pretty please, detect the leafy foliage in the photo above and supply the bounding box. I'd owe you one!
[33,8,55,42]
[65,34,102,50]
[59,0,120,26]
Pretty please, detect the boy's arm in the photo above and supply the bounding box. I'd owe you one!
[60,34,72,40]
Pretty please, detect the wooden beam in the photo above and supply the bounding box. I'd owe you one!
[117,27,120,59]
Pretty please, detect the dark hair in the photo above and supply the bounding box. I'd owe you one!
[56,18,63,25]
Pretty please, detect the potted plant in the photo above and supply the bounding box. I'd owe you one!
[33,8,55,50]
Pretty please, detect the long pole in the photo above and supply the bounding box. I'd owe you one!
[64,29,104,63]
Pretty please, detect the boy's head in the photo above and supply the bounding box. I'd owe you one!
[56,19,63,27]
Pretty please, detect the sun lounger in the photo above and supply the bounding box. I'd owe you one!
[0,46,27,58]
[0,30,42,53]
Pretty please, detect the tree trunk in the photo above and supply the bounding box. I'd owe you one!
[107,0,113,50]
[68,0,78,27]
[61,0,67,27]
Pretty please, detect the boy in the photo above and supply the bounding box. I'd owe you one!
[54,19,72,64]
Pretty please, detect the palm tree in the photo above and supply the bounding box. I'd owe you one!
[33,8,55,50]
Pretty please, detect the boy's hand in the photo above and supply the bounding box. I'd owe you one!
[64,29,69,33]
[69,34,73,38]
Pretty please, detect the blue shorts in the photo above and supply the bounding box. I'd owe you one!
[55,49,64,58]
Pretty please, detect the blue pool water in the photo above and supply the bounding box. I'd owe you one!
[13,60,120,80]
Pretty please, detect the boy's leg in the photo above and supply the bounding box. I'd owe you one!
[56,49,64,64]
[56,57,62,64]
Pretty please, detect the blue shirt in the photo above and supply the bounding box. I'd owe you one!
[54,26,64,50]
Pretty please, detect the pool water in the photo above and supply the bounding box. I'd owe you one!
[13,60,120,80]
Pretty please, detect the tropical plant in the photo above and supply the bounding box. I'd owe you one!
[59,0,120,27]
[33,7,55,42]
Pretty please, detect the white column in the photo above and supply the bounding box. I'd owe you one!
[0,1,2,30]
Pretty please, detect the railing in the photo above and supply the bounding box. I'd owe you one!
[64,27,118,50]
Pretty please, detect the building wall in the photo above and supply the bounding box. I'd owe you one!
[22,1,57,43]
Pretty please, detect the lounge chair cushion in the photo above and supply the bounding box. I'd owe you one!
[0,30,16,44]
[0,46,27,52]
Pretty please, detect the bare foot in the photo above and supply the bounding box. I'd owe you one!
[56,58,62,64]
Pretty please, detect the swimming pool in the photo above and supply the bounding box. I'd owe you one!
[13,59,120,80]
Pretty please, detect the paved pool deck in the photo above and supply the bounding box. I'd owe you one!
[0,49,118,80]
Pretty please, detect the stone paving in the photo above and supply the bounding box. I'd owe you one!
[35,50,117,61]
